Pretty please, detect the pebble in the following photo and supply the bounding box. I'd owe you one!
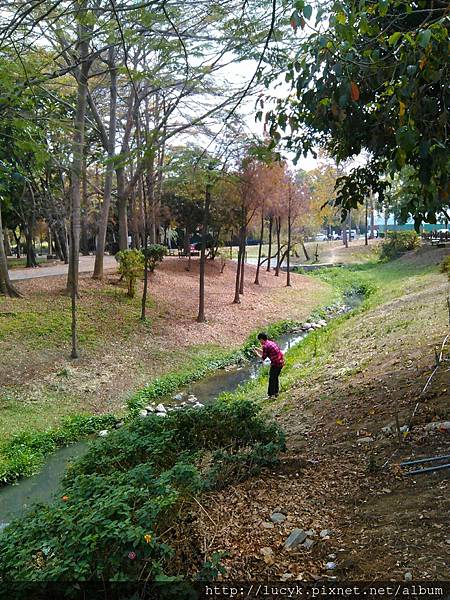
[320,529,332,538]
[404,572,412,582]
[326,562,337,570]
[156,412,167,418]
[260,547,273,557]
[273,506,288,515]
[144,405,155,412]
[303,538,315,550]
[357,436,374,443]
[173,393,183,401]
[270,512,287,524]
[139,409,148,418]
[305,529,317,537]
[280,573,293,582]
[114,421,124,429]
[261,521,275,529]
[155,403,167,413]
[284,528,307,550]
[98,430,109,437]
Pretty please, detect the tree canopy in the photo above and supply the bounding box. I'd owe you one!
[266,0,449,228]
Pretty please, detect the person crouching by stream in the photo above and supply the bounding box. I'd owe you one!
[253,332,285,398]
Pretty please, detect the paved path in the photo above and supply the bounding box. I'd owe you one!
[9,255,117,281]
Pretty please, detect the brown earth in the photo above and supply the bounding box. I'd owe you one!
[0,257,330,431]
[193,248,450,581]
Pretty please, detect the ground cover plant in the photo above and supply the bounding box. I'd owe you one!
[0,401,284,582]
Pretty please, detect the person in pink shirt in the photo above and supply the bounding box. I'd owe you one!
[253,332,285,398]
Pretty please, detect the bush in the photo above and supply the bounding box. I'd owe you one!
[0,401,284,581]
[379,231,420,260]
[440,254,450,280]
[115,249,145,297]
[143,244,167,273]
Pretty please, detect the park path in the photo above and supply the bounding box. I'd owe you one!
[9,255,117,281]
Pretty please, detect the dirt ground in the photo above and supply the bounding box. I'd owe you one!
[0,257,329,431]
[195,248,450,581]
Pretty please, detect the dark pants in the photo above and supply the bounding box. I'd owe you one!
[268,365,282,397]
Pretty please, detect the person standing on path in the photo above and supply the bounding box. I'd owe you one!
[253,332,285,398]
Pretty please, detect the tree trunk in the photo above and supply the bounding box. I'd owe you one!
[275,217,281,276]
[266,216,273,271]
[93,49,117,278]
[3,227,11,256]
[116,167,128,251]
[364,196,368,246]
[197,182,211,323]
[370,193,375,239]
[12,229,21,258]
[286,191,292,287]
[254,212,264,285]
[0,201,22,297]
[80,157,90,256]
[67,16,90,359]
[239,231,246,294]
[141,176,149,321]
[233,222,245,304]
[301,240,309,261]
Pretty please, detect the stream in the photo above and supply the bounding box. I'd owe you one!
[0,293,363,531]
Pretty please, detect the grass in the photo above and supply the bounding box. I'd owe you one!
[216,250,447,407]
[6,256,47,269]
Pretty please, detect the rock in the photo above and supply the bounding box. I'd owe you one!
[357,436,374,444]
[139,409,148,418]
[155,403,167,413]
[404,572,412,582]
[400,425,409,433]
[156,412,167,418]
[303,538,315,550]
[281,573,293,582]
[173,393,183,401]
[115,421,124,429]
[270,512,286,524]
[273,506,288,515]
[187,395,197,403]
[260,547,274,565]
[261,521,275,529]
[328,554,336,559]
[284,528,307,550]
[305,529,317,537]
[144,405,155,412]
[424,421,450,431]
[326,562,337,570]
[320,529,332,538]
[193,402,204,409]
[98,430,109,437]
[381,424,394,435]
[318,320,327,327]
[303,323,312,330]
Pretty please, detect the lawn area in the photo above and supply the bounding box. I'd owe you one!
[0,256,332,440]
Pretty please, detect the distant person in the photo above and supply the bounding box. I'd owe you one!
[253,332,285,398]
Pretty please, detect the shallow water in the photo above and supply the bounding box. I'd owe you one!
[0,441,88,530]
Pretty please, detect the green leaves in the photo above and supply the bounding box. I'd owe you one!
[388,31,401,46]
[303,4,313,20]
[417,29,431,48]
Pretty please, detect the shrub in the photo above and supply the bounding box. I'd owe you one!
[115,249,145,297]
[440,254,450,280]
[379,230,420,260]
[142,244,167,273]
[0,401,284,581]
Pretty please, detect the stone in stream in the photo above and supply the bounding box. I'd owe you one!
[155,403,167,413]
[173,393,183,401]
[98,430,109,437]
[318,320,327,327]
[303,323,312,330]
[284,528,307,550]
[270,512,287,524]
[139,409,148,418]
[144,405,155,412]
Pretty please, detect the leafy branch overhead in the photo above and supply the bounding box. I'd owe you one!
[266,0,449,227]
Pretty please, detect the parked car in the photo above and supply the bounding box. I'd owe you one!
[314,233,328,242]
[331,232,341,240]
